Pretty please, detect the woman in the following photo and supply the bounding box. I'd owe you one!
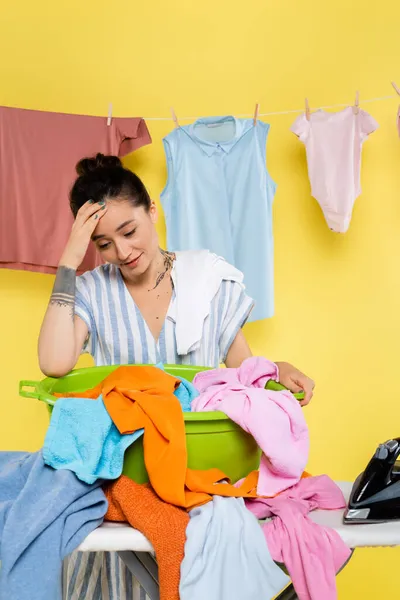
[38,153,315,599]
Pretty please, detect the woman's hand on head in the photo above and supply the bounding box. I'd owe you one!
[59,200,107,270]
[275,361,315,406]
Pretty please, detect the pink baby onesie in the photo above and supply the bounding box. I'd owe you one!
[291,107,378,233]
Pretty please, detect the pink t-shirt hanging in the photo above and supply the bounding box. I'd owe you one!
[0,106,152,274]
[291,107,378,233]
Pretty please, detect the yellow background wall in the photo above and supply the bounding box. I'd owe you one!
[1,0,400,596]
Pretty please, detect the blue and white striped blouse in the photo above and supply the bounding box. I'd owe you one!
[75,259,254,368]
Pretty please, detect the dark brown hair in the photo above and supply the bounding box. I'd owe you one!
[69,153,151,217]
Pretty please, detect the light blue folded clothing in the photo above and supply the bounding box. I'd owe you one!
[43,395,141,484]
[180,495,290,600]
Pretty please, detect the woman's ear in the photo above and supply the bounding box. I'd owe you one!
[149,201,158,224]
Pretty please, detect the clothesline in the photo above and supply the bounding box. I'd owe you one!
[142,94,397,121]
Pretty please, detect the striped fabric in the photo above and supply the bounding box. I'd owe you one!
[74,262,254,368]
[65,258,253,600]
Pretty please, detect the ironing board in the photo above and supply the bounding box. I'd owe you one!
[77,481,400,600]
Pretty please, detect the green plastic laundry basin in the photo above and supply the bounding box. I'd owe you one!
[19,364,302,484]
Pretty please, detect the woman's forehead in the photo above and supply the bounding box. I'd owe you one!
[93,201,145,237]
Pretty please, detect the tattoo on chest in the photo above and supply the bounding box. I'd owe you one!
[50,266,76,319]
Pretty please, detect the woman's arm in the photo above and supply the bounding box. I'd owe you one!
[224,330,253,368]
[38,200,107,377]
[38,266,88,377]
[224,331,315,405]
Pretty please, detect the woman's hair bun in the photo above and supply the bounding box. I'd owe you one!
[76,153,123,176]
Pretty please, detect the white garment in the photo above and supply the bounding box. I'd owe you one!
[170,249,247,355]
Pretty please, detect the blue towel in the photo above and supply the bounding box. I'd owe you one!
[155,362,199,411]
[43,395,142,484]
[43,368,198,483]
[174,376,199,411]
[180,495,290,600]
[0,450,107,600]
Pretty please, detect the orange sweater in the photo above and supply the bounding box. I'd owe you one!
[61,365,258,509]
[105,476,188,600]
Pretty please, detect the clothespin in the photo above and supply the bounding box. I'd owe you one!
[305,98,311,121]
[392,81,400,96]
[170,107,179,128]
[253,103,260,126]
[107,103,112,127]
[353,91,360,115]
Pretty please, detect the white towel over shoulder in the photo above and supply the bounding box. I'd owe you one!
[170,250,245,356]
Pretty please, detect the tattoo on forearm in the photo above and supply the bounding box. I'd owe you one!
[50,266,76,319]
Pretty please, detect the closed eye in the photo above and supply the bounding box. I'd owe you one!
[98,241,110,250]
[98,229,136,250]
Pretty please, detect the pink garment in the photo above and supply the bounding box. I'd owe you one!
[291,107,378,233]
[246,475,351,600]
[0,106,152,275]
[192,357,309,495]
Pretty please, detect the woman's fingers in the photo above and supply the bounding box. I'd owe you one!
[75,200,106,224]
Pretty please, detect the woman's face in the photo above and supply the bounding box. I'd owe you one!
[91,198,159,277]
